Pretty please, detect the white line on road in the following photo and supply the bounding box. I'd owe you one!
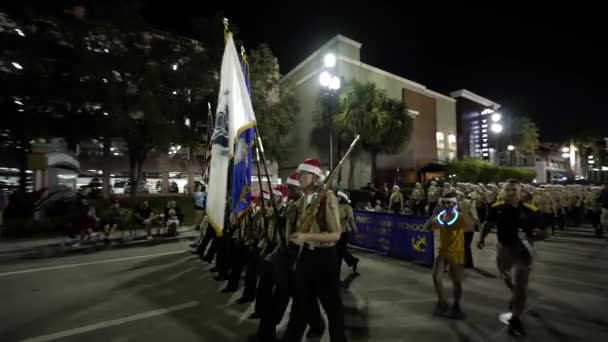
[0,250,187,277]
[17,300,199,342]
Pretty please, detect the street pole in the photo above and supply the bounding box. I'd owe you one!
[328,94,333,169]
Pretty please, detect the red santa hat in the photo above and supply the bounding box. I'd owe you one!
[297,158,322,177]
[286,171,300,187]
[274,184,289,198]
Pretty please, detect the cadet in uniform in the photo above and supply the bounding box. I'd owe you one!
[389,185,404,214]
[478,179,546,336]
[281,158,346,342]
[410,183,426,216]
[456,191,479,269]
[427,181,440,216]
[336,191,360,278]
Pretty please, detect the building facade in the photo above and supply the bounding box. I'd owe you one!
[279,35,457,187]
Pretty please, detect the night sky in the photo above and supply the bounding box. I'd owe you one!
[142,1,607,141]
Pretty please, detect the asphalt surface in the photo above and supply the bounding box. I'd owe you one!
[0,227,607,342]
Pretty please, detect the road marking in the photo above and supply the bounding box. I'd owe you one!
[17,300,199,342]
[0,250,187,277]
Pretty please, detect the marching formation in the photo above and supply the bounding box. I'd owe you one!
[191,158,358,342]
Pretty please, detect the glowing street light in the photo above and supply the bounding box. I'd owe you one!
[14,100,23,106]
[329,75,341,91]
[172,64,178,71]
[15,28,25,37]
[490,123,503,133]
[561,147,570,153]
[588,155,594,159]
[12,62,23,70]
[319,71,332,88]
[323,53,336,68]
[562,153,570,158]
[491,113,502,122]
[507,145,515,151]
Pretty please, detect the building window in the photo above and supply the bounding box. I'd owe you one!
[436,132,445,149]
[448,151,455,160]
[448,134,456,151]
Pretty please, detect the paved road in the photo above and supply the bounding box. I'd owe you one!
[0,227,607,342]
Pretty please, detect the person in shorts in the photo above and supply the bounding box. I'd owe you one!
[134,200,155,239]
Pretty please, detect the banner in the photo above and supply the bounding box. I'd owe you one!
[207,34,257,236]
[350,211,434,266]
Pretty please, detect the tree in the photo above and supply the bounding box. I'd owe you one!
[247,44,299,162]
[512,116,540,154]
[333,80,412,184]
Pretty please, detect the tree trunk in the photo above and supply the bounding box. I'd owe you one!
[371,151,378,186]
[102,136,111,198]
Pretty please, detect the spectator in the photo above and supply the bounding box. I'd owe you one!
[193,184,207,230]
[165,200,183,237]
[102,199,124,244]
[364,201,374,211]
[389,185,404,214]
[134,200,155,240]
[374,200,383,212]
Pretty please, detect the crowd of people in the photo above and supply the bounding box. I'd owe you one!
[65,184,208,247]
[189,170,608,340]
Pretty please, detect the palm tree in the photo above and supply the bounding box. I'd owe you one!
[512,116,540,154]
[335,80,412,184]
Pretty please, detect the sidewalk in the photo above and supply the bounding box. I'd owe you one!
[0,226,200,262]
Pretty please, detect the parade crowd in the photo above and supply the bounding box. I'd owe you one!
[188,164,608,341]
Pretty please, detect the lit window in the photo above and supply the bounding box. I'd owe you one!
[448,152,455,160]
[448,134,456,151]
[436,132,445,149]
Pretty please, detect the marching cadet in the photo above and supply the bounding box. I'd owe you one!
[427,181,440,215]
[221,202,255,292]
[585,186,601,235]
[534,188,557,235]
[469,185,486,223]
[456,191,480,269]
[337,191,360,278]
[281,158,346,342]
[478,179,546,336]
[389,185,404,213]
[410,183,426,216]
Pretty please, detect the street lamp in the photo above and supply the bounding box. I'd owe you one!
[323,53,336,68]
[319,53,340,168]
[507,145,515,151]
[561,147,570,153]
[490,123,503,133]
[491,113,502,122]
[561,152,570,159]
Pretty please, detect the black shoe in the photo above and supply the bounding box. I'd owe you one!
[508,300,513,311]
[209,267,219,273]
[352,258,360,274]
[449,304,465,320]
[508,316,526,336]
[433,300,448,316]
[202,257,213,264]
[189,242,198,249]
[464,264,474,269]
[236,296,255,304]
[220,286,236,293]
[306,326,325,338]
[249,312,260,320]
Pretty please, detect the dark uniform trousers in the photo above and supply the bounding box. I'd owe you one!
[225,240,251,290]
[242,247,261,300]
[282,243,346,342]
[197,225,216,260]
[477,206,487,224]
[413,200,426,216]
[337,232,357,274]
[464,231,474,268]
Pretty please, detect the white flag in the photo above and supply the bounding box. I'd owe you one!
[206,34,257,236]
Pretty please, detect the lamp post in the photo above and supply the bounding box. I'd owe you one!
[319,53,340,168]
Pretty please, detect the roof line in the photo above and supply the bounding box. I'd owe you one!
[339,56,455,103]
[450,89,501,109]
[280,34,362,83]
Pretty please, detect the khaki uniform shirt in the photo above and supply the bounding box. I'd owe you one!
[427,186,440,203]
[410,188,424,201]
[292,191,341,247]
[458,198,478,232]
[338,203,358,233]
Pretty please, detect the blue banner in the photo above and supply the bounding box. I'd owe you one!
[350,211,434,266]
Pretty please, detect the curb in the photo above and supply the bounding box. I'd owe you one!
[0,234,198,263]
